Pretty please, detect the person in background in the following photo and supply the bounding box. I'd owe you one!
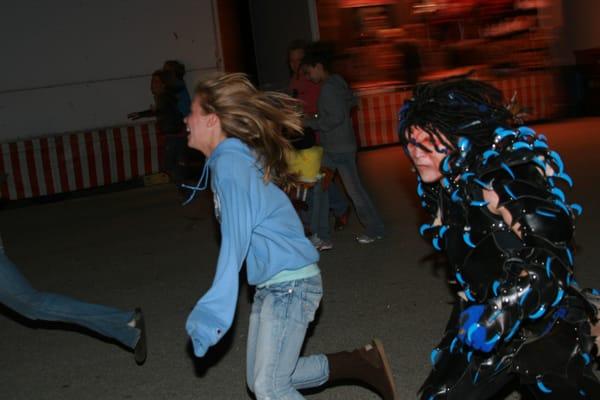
[288,40,320,115]
[303,42,385,245]
[0,234,146,365]
[182,73,397,400]
[164,60,204,182]
[163,60,192,117]
[288,40,351,247]
[286,127,334,250]
[128,69,186,183]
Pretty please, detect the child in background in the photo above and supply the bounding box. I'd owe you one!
[128,69,185,183]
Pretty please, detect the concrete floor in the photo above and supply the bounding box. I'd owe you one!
[1,118,599,399]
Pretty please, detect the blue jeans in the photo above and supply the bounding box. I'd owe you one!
[310,182,331,240]
[246,274,329,399]
[0,252,140,349]
[309,180,350,240]
[329,179,349,217]
[315,151,384,239]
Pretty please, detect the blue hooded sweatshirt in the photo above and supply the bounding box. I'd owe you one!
[186,138,319,357]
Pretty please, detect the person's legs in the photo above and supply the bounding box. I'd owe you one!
[164,135,186,183]
[329,178,351,231]
[419,332,513,399]
[420,363,513,400]
[418,301,513,400]
[310,182,332,242]
[328,178,349,217]
[246,287,265,393]
[0,253,140,349]
[173,135,188,180]
[249,276,328,400]
[515,305,600,400]
[295,186,312,235]
[330,152,384,238]
[163,135,177,178]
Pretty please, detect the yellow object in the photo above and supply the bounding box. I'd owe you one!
[287,146,323,182]
[143,172,170,186]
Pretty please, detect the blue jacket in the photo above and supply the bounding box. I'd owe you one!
[175,80,191,117]
[186,138,319,357]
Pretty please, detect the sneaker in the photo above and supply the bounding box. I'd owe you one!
[317,240,334,251]
[309,234,334,251]
[355,234,383,244]
[309,234,322,247]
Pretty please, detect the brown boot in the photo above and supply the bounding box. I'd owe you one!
[326,338,397,400]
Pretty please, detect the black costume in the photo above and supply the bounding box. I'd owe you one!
[413,125,599,399]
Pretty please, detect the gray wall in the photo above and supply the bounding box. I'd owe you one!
[0,0,221,141]
[250,0,317,91]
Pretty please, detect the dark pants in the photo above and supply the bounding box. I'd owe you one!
[164,135,187,182]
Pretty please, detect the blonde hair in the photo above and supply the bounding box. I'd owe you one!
[194,73,302,187]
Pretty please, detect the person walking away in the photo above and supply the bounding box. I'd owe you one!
[303,42,385,245]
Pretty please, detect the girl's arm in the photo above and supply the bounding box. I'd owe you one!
[186,177,253,357]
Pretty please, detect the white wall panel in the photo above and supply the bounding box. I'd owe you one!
[0,0,221,140]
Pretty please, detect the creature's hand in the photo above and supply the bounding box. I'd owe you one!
[458,305,502,352]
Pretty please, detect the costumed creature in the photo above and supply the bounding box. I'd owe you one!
[398,78,600,399]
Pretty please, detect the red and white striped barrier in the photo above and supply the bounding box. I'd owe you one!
[353,71,564,148]
[491,72,562,122]
[352,89,413,147]
[0,71,563,201]
[0,122,161,200]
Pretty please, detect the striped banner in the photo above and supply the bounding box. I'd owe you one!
[353,71,564,148]
[491,72,562,122]
[0,71,563,200]
[0,122,161,200]
[352,89,413,147]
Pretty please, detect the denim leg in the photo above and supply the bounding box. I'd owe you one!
[328,180,349,217]
[248,276,328,400]
[330,152,384,237]
[310,182,331,241]
[247,287,265,393]
[290,353,329,390]
[303,188,314,232]
[297,188,312,232]
[0,253,139,348]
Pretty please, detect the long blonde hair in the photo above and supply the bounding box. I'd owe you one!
[194,73,302,187]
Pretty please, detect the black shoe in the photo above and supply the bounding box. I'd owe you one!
[133,308,147,365]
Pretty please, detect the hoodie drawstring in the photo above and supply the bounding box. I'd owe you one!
[180,161,210,206]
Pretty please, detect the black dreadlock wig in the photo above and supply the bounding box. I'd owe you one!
[398,78,514,153]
